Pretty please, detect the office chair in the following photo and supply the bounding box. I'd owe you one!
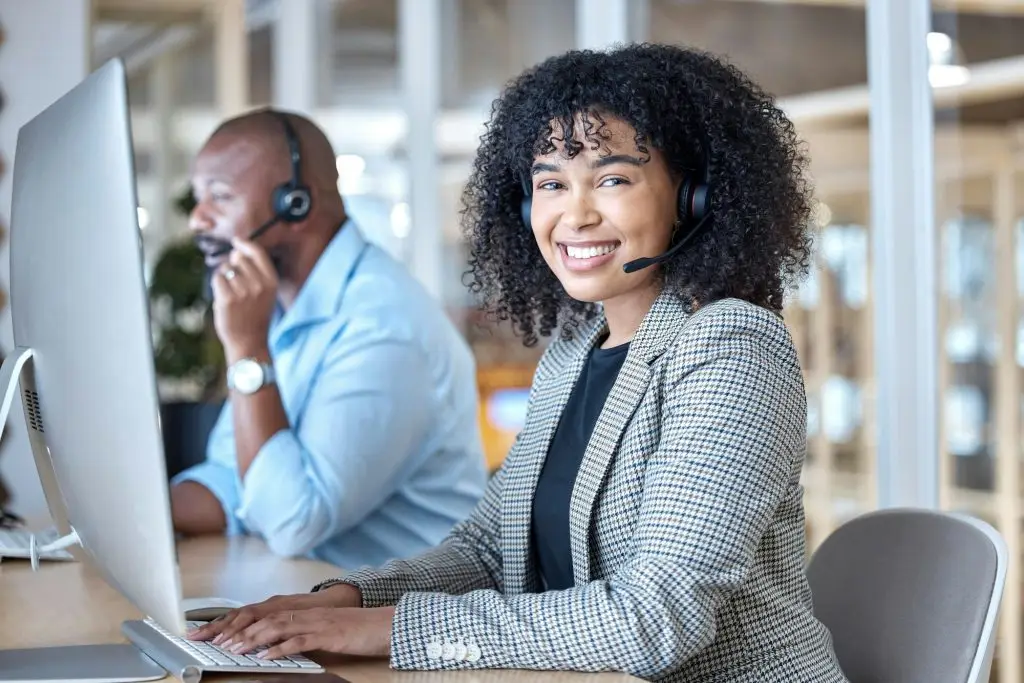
[807,508,1007,683]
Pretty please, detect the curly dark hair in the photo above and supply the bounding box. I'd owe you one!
[461,42,814,347]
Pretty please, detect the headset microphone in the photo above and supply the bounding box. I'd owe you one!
[209,214,282,258]
[622,212,712,273]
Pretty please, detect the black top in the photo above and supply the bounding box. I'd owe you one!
[531,340,630,590]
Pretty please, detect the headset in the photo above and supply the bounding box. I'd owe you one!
[519,142,713,274]
[209,111,312,258]
[269,111,312,224]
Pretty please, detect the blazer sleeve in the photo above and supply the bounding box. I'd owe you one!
[312,456,507,606]
[384,306,805,680]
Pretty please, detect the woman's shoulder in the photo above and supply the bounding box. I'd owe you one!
[665,296,801,379]
[684,297,790,341]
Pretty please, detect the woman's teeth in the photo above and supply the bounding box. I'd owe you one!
[566,244,617,259]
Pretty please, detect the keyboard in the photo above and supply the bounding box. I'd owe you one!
[122,618,325,678]
[0,526,75,561]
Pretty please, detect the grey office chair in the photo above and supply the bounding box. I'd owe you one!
[807,508,1007,683]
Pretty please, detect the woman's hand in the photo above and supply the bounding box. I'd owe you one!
[186,584,362,646]
[225,606,395,661]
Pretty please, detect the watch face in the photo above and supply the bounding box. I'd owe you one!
[232,359,264,393]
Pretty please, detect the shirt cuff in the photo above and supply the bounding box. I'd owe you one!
[172,462,244,537]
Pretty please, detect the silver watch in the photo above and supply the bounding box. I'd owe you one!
[226,358,276,395]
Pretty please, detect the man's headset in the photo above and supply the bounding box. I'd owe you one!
[519,146,713,274]
[210,111,312,257]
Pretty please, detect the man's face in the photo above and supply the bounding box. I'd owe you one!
[189,133,288,271]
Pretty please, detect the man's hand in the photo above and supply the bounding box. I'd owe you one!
[212,238,278,361]
[186,584,364,646]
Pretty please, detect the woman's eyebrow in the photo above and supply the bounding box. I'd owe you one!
[591,154,645,169]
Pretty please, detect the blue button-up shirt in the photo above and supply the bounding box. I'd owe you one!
[172,221,487,569]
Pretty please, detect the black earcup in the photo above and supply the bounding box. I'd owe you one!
[678,174,710,223]
[273,183,312,222]
[520,194,532,231]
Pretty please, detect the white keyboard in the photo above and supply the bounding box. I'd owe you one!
[0,526,75,561]
[121,618,325,677]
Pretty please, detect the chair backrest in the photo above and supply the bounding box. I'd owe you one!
[807,508,1007,683]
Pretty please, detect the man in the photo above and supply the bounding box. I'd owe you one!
[170,108,487,569]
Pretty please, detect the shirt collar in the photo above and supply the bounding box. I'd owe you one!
[271,218,368,342]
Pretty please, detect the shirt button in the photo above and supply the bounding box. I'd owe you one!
[441,642,457,660]
[466,643,482,662]
[426,642,442,660]
[453,642,468,661]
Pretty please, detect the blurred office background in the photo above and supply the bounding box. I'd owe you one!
[0,0,1022,679]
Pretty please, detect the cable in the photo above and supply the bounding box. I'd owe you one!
[29,526,81,571]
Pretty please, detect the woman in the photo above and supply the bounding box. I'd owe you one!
[189,43,849,682]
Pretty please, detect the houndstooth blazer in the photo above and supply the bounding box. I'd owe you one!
[314,293,850,682]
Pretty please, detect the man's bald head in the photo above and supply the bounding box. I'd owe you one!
[208,109,341,195]
[189,109,348,289]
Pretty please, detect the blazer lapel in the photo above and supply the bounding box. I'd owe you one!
[569,292,690,584]
[501,315,607,594]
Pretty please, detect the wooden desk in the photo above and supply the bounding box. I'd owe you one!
[0,535,639,682]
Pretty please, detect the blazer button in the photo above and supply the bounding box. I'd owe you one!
[453,642,468,661]
[426,641,443,660]
[442,642,457,660]
[466,643,482,662]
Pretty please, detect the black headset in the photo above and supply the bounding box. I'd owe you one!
[270,111,312,223]
[519,144,713,273]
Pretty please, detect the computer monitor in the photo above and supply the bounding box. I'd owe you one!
[3,58,184,634]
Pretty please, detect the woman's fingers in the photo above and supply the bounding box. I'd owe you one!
[229,608,323,655]
[258,634,319,662]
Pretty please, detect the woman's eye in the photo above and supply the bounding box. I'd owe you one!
[538,181,562,191]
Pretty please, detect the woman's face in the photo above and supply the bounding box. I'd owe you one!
[529,115,679,306]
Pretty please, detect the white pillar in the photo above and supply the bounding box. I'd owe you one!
[398,0,443,300]
[272,0,318,114]
[212,0,249,117]
[867,0,938,508]
[575,0,648,50]
[0,0,91,519]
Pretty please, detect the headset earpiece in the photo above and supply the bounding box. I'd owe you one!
[520,176,533,231]
[271,112,312,222]
[678,173,710,223]
[273,185,311,222]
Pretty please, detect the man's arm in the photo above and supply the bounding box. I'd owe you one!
[208,238,287,479]
[170,480,227,535]
[235,327,437,557]
[223,345,288,479]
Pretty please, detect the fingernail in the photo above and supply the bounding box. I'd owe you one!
[213,635,226,646]
[230,643,245,654]
[256,651,268,660]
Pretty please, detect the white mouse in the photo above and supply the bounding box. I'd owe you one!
[182,596,244,622]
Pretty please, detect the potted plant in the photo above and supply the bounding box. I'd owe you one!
[149,187,225,479]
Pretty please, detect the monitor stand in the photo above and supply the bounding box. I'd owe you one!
[0,348,168,682]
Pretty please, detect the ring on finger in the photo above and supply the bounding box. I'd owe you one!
[224,268,237,281]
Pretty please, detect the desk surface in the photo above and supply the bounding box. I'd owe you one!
[0,535,639,682]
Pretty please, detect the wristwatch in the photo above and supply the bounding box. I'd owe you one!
[226,358,276,395]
